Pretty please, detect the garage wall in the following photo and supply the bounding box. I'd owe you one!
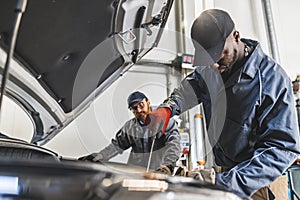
[271,0,300,79]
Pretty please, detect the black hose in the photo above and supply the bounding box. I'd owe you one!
[0,0,28,113]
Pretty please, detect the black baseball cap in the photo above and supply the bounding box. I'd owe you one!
[127,91,147,108]
[191,9,235,66]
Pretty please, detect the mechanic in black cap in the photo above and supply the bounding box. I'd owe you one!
[146,9,300,199]
[79,91,181,175]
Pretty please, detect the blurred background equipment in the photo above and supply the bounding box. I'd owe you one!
[293,75,300,129]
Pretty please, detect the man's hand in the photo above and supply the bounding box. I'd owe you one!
[188,168,216,184]
[143,165,172,180]
[155,165,172,175]
[78,153,103,162]
[145,108,171,135]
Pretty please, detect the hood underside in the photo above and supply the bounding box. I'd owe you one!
[0,0,173,143]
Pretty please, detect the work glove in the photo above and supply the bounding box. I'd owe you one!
[145,108,171,135]
[78,153,103,163]
[155,164,172,175]
[295,156,300,166]
[188,168,216,184]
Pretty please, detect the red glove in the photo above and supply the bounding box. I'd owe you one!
[145,108,171,134]
[295,156,300,166]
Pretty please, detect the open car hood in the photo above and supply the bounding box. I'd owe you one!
[0,0,173,144]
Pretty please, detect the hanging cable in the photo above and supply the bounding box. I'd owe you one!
[0,0,28,114]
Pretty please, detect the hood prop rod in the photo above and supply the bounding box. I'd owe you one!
[0,0,28,115]
[146,135,157,172]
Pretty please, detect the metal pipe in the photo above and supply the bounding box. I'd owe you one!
[261,0,281,62]
[174,0,189,128]
[174,0,186,53]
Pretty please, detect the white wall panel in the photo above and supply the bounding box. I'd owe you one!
[0,97,33,142]
[271,0,300,79]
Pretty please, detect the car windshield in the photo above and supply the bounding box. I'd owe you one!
[0,96,33,142]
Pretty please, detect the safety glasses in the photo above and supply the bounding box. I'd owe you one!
[129,100,145,111]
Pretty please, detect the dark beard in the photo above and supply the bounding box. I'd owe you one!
[220,50,239,81]
[217,49,238,73]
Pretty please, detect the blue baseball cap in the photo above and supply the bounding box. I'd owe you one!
[127,91,147,108]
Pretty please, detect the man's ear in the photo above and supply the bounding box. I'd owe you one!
[233,31,240,42]
[146,99,150,106]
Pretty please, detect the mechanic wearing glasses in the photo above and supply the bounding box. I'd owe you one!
[79,91,181,174]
